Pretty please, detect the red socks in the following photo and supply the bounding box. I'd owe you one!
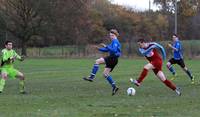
[137,68,148,83]
[137,68,177,91]
[163,79,176,90]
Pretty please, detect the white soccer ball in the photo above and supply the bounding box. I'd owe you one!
[127,87,136,96]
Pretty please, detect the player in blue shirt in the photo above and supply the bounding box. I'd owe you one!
[83,29,121,95]
[167,34,194,84]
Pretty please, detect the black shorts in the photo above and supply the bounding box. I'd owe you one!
[169,58,185,68]
[104,56,118,72]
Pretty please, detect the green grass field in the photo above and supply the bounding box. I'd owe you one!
[0,59,199,117]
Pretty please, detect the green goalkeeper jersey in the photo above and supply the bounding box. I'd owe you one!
[1,48,21,68]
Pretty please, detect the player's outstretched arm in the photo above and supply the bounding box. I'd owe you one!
[98,43,109,52]
[139,45,157,55]
[91,45,101,49]
[168,43,178,51]
[99,47,109,52]
[154,43,166,60]
[99,43,106,48]
[13,50,24,61]
[19,55,25,61]
[139,43,166,60]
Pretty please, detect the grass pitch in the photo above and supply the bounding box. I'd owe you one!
[0,59,199,117]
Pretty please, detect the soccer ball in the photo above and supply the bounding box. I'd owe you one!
[127,87,136,96]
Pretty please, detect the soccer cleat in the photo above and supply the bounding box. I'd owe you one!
[112,86,119,96]
[170,77,175,81]
[173,73,177,77]
[20,91,27,94]
[130,78,140,86]
[130,78,133,82]
[191,76,195,84]
[175,87,181,96]
[170,73,177,81]
[83,77,93,82]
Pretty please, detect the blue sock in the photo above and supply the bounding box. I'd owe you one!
[90,64,99,79]
[168,66,176,75]
[106,75,116,88]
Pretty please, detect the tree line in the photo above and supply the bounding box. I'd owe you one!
[0,0,199,55]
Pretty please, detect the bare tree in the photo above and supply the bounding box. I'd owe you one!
[0,0,43,55]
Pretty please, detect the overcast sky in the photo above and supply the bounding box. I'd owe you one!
[110,0,159,11]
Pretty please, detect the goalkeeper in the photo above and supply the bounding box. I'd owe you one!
[0,40,26,94]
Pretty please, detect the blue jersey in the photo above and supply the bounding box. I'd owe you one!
[173,40,183,60]
[99,38,121,57]
[139,42,166,60]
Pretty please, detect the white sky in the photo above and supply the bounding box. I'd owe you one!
[110,0,159,11]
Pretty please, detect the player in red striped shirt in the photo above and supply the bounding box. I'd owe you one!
[130,39,181,96]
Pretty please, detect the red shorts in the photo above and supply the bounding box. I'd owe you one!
[150,59,162,74]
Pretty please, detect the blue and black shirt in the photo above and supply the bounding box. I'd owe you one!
[173,39,183,60]
[99,38,121,58]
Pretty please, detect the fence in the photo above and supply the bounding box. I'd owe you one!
[11,40,200,59]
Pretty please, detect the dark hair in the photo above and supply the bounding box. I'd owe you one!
[172,33,178,37]
[5,40,12,45]
[137,38,146,43]
[110,29,119,37]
